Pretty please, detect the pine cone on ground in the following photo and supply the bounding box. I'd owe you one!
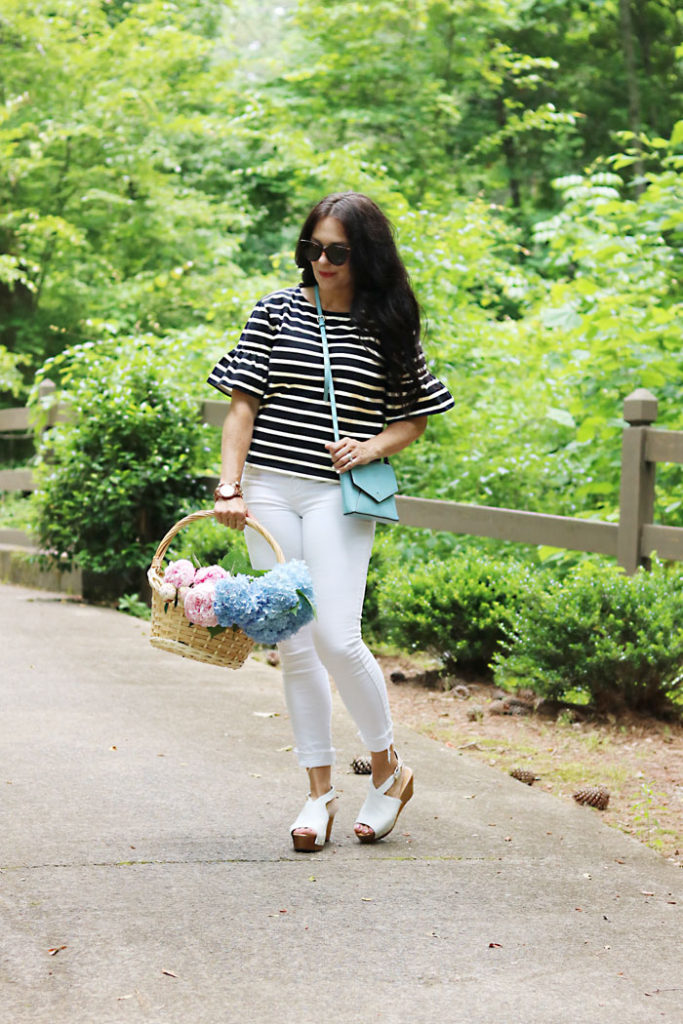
[573,785,610,810]
[350,756,372,775]
[510,767,538,786]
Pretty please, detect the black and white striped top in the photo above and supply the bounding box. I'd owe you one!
[208,286,454,482]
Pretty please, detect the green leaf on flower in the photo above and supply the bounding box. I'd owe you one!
[207,625,228,638]
[297,589,316,617]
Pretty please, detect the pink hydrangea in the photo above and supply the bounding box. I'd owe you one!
[194,564,230,586]
[183,582,218,627]
[163,559,196,588]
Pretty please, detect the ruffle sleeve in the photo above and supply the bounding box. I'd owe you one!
[207,299,275,399]
[385,349,454,422]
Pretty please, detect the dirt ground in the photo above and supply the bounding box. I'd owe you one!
[377,655,683,868]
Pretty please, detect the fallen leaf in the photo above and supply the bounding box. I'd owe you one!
[253,711,280,718]
[47,946,67,956]
[489,942,503,948]
[640,890,655,896]
[161,970,178,978]
[361,897,373,902]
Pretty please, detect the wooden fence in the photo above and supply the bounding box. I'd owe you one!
[1,383,683,575]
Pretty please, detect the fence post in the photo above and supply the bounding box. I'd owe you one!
[37,378,56,400]
[618,388,657,574]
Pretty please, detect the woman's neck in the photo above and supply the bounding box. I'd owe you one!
[304,282,353,314]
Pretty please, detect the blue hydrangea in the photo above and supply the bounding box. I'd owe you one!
[213,574,258,628]
[211,561,315,643]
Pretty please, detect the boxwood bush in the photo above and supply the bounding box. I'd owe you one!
[375,550,542,677]
[494,559,683,716]
[31,339,213,584]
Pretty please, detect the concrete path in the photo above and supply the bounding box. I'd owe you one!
[1,582,681,1024]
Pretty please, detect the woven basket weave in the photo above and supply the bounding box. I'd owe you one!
[147,510,285,669]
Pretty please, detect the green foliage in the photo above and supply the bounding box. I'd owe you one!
[278,0,682,212]
[494,560,683,717]
[0,0,260,370]
[31,338,211,575]
[0,344,28,398]
[118,593,152,620]
[162,514,253,578]
[375,550,542,677]
[0,491,34,531]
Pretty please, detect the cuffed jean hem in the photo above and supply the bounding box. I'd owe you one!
[362,727,395,755]
[295,747,337,769]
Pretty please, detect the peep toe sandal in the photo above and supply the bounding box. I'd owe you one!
[354,756,414,844]
[290,787,337,852]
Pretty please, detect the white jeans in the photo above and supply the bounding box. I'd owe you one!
[242,466,394,768]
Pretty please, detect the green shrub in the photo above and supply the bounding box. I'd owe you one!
[375,552,541,677]
[31,341,211,580]
[164,514,253,577]
[494,560,683,717]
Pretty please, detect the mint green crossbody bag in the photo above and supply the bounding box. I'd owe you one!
[315,286,399,524]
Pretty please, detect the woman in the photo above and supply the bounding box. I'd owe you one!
[209,192,453,850]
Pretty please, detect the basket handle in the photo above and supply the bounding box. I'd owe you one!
[148,510,285,591]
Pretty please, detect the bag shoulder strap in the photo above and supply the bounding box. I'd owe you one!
[314,285,341,443]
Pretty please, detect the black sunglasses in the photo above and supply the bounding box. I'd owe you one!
[299,239,351,266]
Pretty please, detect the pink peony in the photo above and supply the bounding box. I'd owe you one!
[163,559,196,588]
[194,564,230,586]
[183,582,218,627]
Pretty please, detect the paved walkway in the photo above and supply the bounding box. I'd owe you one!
[1,581,681,1024]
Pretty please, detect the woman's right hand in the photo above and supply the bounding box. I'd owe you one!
[213,496,248,531]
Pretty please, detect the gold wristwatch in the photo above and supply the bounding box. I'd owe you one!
[214,480,243,501]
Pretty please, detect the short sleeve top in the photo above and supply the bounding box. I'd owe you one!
[208,285,454,482]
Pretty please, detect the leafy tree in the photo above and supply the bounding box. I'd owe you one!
[0,0,254,373]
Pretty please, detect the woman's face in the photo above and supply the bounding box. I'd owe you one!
[308,216,354,295]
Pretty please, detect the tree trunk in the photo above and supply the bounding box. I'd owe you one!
[496,96,522,210]
[618,0,645,190]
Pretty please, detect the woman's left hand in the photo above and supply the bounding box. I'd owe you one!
[325,437,374,474]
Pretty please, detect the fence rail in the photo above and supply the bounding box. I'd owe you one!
[1,384,682,575]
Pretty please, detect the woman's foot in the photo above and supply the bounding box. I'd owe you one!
[291,765,336,851]
[290,787,337,851]
[354,749,413,842]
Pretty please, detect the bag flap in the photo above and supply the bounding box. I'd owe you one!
[349,461,398,502]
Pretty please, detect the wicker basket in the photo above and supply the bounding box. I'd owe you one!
[147,510,285,669]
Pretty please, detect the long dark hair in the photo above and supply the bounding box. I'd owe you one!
[295,192,422,411]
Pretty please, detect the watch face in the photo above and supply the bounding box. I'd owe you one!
[219,483,236,499]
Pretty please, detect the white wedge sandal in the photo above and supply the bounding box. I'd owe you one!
[354,755,414,843]
[290,787,338,852]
